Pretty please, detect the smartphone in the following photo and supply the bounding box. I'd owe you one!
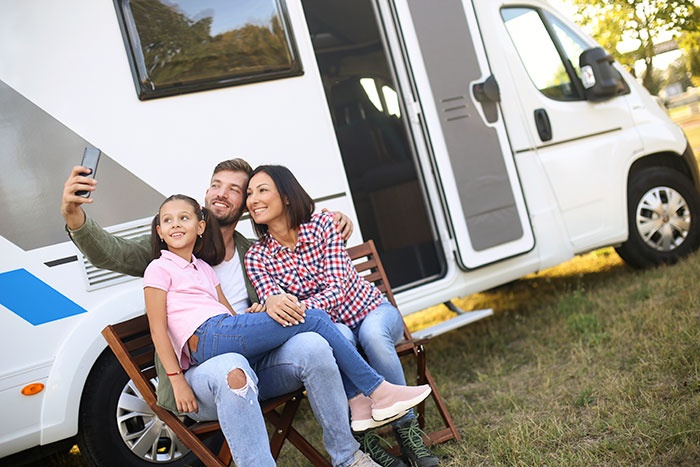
[76,147,101,197]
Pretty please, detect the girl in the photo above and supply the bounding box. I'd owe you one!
[143,194,430,434]
[244,167,439,466]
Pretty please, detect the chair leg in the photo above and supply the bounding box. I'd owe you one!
[267,396,301,457]
[285,426,331,466]
[265,402,331,466]
[217,439,232,465]
[411,344,461,444]
[424,368,461,443]
[412,344,428,430]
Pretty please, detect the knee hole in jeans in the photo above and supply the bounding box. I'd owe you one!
[226,368,257,398]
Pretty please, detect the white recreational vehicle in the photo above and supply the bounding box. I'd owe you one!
[1,0,698,464]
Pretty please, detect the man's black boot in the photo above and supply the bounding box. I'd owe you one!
[392,419,439,467]
[354,430,408,467]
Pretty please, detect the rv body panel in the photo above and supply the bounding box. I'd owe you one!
[477,1,642,254]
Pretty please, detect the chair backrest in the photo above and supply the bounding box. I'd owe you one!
[347,239,461,446]
[346,239,412,341]
[101,314,228,467]
[101,314,158,404]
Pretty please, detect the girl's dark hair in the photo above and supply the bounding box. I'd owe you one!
[249,165,315,239]
[150,194,226,265]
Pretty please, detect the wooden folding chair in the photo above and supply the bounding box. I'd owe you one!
[101,314,331,467]
[347,240,461,445]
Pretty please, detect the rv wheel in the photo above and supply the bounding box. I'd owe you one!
[78,350,215,466]
[615,167,700,268]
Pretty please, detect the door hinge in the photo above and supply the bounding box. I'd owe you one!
[406,100,421,124]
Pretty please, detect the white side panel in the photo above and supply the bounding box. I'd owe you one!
[0,0,353,216]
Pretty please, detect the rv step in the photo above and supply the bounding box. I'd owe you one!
[412,308,494,340]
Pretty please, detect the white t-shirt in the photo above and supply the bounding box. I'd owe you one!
[213,249,250,314]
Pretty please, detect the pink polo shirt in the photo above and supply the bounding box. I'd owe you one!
[143,250,230,369]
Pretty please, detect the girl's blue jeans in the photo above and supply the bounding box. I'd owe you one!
[189,307,384,398]
[335,300,416,424]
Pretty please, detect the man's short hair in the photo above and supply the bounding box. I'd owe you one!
[212,158,253,177]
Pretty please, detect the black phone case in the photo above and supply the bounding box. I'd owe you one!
[76,147,101,197]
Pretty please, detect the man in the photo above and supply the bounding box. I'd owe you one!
[61,158,377,467]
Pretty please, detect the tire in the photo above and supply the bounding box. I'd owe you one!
[77,350,216,466]
[615,167,700,268]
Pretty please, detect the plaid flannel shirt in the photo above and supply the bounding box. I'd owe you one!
[245,212,382,328]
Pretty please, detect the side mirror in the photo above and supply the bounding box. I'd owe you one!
[579,47,626,102]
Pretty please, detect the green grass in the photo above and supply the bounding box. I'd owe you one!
[435,251,700,466]
[670,104,700,163]
[684,123,700,158]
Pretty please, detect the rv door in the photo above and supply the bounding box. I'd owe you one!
[392,0,534,269]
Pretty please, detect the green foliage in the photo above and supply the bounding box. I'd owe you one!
[679,31,700,86]
[663,57,694,91]
[131,0,292,86]
[566,0,700,93]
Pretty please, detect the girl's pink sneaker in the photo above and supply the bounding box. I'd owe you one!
[369,382,431,422]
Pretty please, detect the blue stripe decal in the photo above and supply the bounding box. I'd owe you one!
[0,269,87,325]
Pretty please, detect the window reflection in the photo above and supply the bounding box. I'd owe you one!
[117,0,302,99]
[382,86,400,117]
[546,11,588,82]
[502,7,583,101]
[358,78,401,117]
[361,78,384,112]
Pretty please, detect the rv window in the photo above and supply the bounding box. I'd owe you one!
[115,0,303,100]
[358,78,402,118]
[501,7,586,101]
[382,86,401,117]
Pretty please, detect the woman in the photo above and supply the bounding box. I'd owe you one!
[244,166,439,466]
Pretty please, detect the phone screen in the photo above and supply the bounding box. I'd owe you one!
[77,147,101,197]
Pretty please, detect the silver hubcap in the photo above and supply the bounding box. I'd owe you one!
[636,186,690,252]
[116,378,189,463]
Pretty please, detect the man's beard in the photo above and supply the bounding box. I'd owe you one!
[211,206,244,227]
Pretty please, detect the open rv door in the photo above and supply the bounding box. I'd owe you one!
[392,0,534,269]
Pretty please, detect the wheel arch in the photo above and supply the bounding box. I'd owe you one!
[39,288,144,445]
[627,145,700,194]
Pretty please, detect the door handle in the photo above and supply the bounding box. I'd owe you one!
[472,75,500,123]
[472,75,500,103]
[534,108,552,142]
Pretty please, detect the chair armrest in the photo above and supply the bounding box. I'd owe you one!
[394,337,430,354]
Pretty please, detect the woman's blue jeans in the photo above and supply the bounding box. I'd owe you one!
[189,308,384,398]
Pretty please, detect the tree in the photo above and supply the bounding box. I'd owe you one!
[566,0,700,94]
[129,0,290,84]
[678,31,700,86]
[664,57,693,91]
